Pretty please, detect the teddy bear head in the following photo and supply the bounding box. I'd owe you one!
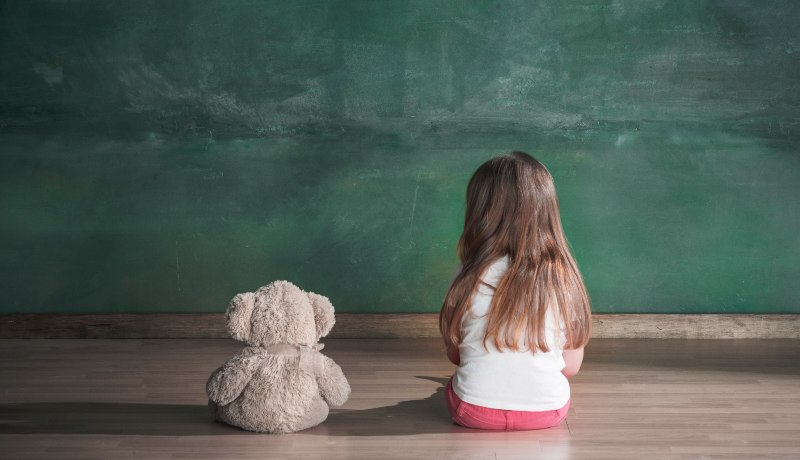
[224,280,335,347]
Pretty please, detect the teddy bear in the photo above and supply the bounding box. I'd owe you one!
[206,280,351,433]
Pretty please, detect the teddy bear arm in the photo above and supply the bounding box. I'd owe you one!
[316,355,350,407]
[206,353,261,406]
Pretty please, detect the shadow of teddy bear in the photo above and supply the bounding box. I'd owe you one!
[301,376,469,437]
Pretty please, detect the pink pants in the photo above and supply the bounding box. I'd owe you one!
[445,379,570,431]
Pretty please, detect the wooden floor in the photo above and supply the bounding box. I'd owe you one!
[0,339,798,459]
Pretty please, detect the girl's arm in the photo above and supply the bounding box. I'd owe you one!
[561,347,584,378]
[446,343,460,366]
[444,263,463,366]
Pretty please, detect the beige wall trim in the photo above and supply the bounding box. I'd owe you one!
[1,313,799,339]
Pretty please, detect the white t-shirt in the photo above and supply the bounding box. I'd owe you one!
[452,256,570,411]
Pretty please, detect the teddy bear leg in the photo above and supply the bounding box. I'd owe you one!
[292,397,329,432]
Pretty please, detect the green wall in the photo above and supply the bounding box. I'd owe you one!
[1,1,798,313]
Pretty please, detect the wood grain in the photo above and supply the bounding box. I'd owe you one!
[0,338,798,459]
[1,313,799,339]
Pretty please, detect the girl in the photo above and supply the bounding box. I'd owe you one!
[439,151,592,431]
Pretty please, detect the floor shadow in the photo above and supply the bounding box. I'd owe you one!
[0,402,247,436]
[304,376,569,437]
[304,376,466,437]
[0,378,572,438]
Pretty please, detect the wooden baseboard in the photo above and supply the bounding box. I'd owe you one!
[1,313,798,339]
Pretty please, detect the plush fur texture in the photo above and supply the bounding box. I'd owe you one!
[207,281,351,433]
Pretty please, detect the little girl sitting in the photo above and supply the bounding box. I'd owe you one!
[440,151,592,431]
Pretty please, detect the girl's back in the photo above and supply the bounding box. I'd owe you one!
[453,256,570,412]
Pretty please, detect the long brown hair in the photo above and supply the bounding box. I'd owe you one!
[440,152,591,353]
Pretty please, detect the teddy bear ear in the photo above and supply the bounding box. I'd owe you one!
[225,292,256,342]
[307,291,335,339]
